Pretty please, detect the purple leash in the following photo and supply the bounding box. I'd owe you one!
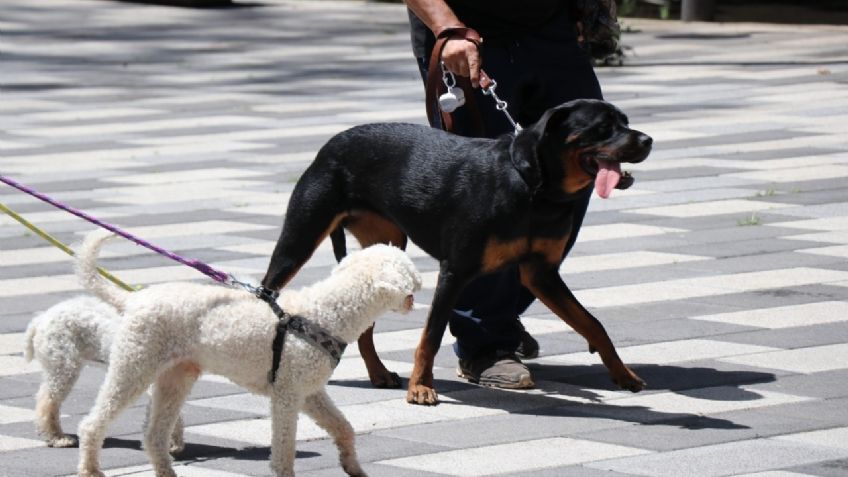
[2,173,351,382]
[1,173,233,286]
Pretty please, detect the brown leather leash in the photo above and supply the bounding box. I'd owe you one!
[425,26,522,136]
[425,26,489,135]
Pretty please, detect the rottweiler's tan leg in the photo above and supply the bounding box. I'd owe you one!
[357,326,401,388]
[407,263,469,405]
[519,261,645,392]
[407,330,438,405]
[346,210,408,389]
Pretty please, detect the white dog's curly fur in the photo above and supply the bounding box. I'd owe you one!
[74,230,421,477]
[25,296,185,451]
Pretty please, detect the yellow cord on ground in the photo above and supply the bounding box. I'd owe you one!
[0,201,138,292]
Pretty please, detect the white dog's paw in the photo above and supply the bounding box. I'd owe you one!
[169,441,185,454]
[270,461,294,477]
[47,434,78,448]
[78,470,106,477]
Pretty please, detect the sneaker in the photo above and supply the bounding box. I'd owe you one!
[457,351,534,389]
[515,329,539,360]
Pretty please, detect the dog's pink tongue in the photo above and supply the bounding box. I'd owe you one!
[594,160,621,199]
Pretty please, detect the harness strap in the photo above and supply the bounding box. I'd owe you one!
[255,287,347,383]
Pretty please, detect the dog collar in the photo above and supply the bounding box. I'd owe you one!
[255,286,347,383]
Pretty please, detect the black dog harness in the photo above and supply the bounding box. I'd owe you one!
[254,286,347,383]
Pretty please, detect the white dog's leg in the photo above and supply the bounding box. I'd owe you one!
[142,402,186,455]
[269,390,302,477]
[303,390,367,477]
[77,353,159,477]
[35,361,82,448]
[170,414,185,455]
[145,362,199,477]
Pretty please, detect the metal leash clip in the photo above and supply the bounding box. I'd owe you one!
[481,78,522,133]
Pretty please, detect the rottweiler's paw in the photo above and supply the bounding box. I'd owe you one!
[613,368,646,393]
[370,370,402,389]
[342,461,368,477]
[406,384,439,405]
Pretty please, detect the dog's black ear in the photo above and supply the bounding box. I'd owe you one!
[509,102,578,192]
[509,128,543,193]
[529,102,577,139]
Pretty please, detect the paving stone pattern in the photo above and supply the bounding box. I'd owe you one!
[1,1,848,476]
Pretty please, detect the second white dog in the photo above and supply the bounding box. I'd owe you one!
[25,296,184,451]
[74,230,421,477]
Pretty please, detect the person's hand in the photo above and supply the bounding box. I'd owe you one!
[441,37,482,88]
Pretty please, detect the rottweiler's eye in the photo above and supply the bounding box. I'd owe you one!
[594,124,611,138]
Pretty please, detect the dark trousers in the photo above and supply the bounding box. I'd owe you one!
[413,14,603,359]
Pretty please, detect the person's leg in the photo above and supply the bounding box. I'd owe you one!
[452,36,606,375]
[511,32,604,316]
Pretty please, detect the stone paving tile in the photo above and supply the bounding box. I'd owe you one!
[2,1,847,476]
[745,369,848,400]
[789,459,848,477]
[752,397,848,428]
[720,343,848,374]
[682,285,848,313]
[573,406,832,452]
[715,321,848,350]
[733,472,817,477]
[378,437,650,476]
[586,438,848,477]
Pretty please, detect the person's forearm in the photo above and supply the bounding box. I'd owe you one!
[405,0,485,87]
[404,0,464,35]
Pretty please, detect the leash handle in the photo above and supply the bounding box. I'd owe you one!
[425,28,521,135]
[425,27,485,135]
[0,174,231,285]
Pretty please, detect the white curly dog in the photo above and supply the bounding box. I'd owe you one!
[74,230,421,477]
[25,296,184,451]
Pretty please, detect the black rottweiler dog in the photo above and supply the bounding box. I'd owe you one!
[262,99,652,405]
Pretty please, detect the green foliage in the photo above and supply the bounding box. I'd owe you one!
[737,212,762,226]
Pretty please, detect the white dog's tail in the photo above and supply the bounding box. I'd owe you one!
[23,320,37,362]
[75,230,128,311]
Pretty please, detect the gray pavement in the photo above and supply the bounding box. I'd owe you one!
[1,1,848,476]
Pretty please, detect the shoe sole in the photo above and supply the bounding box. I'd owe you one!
[516,350,539,360]
[456,368,535,389]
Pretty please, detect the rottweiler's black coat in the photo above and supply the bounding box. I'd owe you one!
[262,99,652,405]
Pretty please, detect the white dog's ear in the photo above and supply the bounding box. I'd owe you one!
[375,265,418,297]
[374,278,404,296]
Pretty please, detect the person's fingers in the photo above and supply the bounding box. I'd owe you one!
[466,47,481,88]
[441,38,480,84]
[478,70,493,90]
[441,39,468,76]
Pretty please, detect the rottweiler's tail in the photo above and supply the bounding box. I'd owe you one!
[330,227,347,262]
[75,230,128,312]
